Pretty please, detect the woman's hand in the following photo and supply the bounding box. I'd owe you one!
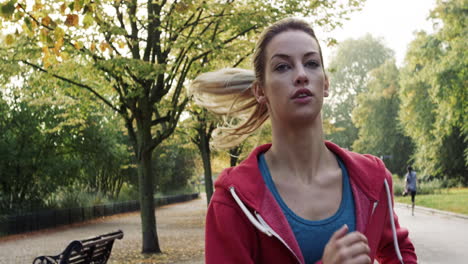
[322,225,371,264]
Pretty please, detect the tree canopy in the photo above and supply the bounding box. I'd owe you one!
[352,60,413,176]
[324,34,394,149]
[399,0,467,185]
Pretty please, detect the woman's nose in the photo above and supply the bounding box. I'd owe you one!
[294,66,309,85]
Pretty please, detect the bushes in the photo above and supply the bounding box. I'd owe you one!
[45,184,111,209]
[392,174,443,196]
[153,134,199,194]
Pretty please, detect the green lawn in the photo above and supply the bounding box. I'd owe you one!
[395,188,468,215]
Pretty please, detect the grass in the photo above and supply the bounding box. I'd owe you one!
[395,188,468,215]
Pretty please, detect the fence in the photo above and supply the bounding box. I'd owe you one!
[0,193,199,237]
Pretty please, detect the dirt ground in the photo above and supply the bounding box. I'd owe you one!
[0,196,207,264]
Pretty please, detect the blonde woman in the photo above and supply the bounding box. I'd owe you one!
[190,18,416,264]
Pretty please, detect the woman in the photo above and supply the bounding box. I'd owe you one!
[190,18,416,264]
[405,166,417,216]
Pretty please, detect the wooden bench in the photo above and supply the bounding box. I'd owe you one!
[32,230,123,264]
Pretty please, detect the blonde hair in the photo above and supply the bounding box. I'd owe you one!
[189,18,324,149]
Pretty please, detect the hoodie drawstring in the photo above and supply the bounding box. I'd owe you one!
[230,182,404,264]
[229,186,303,264]
[229,187,272,236]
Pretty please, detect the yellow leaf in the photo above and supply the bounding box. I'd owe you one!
[74,0,83,11]
[60,51,70,60]
[65,14,79,27]
[40,28,48,42]
[118,40,125,49]
[60,3,67,14]
[99,41,108,52]
[54,37,63,51]
[33,0,43,12]
[42,46,51,67]
[74,41,83,49]
[53,46,61,56]
[5,34,14,45]
[42,46,49,56]
[31,19,38,29]
[42,16,51,27]
[54,26,64,40]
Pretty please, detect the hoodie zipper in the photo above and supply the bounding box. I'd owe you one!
[229,187,303,264]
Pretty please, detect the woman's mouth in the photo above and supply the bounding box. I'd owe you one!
[291,89,313,104]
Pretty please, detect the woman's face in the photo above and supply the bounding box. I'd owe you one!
[255,30,329,126]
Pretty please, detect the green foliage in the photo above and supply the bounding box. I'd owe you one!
[0,90,79,214]
[115,182,140,202]
[324,34,394,149]
[0,73,136,214]
[399,0,467,185]
[153,131,198,194]
[392,174,443,196]
[46,183,111,209]
[352,60,414,176]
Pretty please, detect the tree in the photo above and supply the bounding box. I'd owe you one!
[352,60,414,176]
[399,0,467,185]
[0,0,365,253]
[186,107,217,205]
[324,34,394,149]
[0,71,135,214]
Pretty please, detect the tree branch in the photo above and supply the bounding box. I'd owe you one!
[151,116,170,126]
[128,0,140,59]
[20,60,120,113]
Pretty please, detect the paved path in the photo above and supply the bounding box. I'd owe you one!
[394,203,468,264]
[1,195,467,263]
[0,197,207,264]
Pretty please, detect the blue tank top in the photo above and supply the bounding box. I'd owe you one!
[258,153,356,264]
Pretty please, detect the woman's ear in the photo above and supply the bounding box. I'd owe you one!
[253,81,267,104]
[323,75,330,97]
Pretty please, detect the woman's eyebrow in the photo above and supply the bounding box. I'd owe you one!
[270,51,319,62]
[303,51,320,58]
[270,54,290,62]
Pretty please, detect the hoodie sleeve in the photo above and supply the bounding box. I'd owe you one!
[376,169,417,264]
[205,192,258,264]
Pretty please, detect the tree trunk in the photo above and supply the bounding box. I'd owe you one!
[135,114,161,253]
[200,134,213,206]
[137,144,161,253]
[229,145,243,167]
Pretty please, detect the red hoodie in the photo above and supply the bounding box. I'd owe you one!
[206,142,417,264]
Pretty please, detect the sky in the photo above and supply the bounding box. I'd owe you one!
[318,0,438,67]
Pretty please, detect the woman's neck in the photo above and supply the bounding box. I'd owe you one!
[265,117,336,184]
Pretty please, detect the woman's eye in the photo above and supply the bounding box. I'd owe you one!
[305,60,320,68]
[275,64,290,72]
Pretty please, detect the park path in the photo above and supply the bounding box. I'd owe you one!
[0,196,207,264]
[1,194,467,263]
[394,203,468,264]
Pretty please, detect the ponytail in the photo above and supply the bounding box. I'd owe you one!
[188,68,268,149]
